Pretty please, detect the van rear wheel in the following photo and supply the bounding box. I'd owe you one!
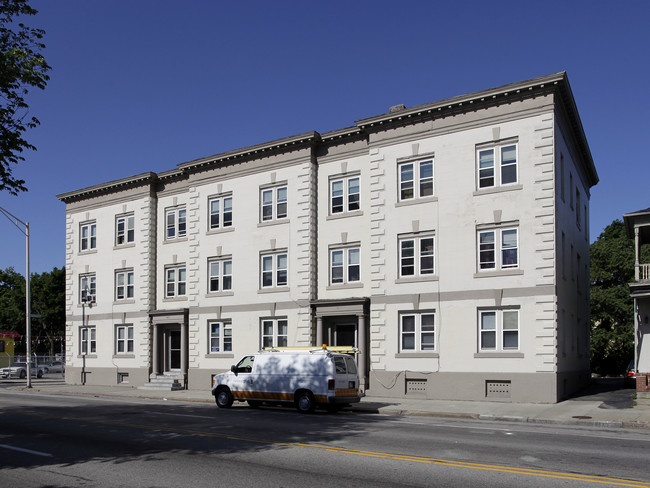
[296,391,315,414]
[215,387,233,408]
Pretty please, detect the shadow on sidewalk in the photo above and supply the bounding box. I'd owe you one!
[568,377,635,409]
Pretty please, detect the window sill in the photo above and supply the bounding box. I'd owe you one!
[257,286,290,294]
[326,282,363,290]
[205,353,235,359]
[112,354,135,359]
[473,184,523,196]
[258,219,289,228]
[113,243,136,250]
[77,354,97,359]
[395,196,438,208]
[395,352,439,358]
[395,275,439,284]
[78,249,98,256]
[163,237,188,244]
[474,352,524,358]
[113,300,136,305]
[473,269,523,278]
[327,210,364,221]
[163,296,188,302]
[207,227,235,236]
[205,291,234,298]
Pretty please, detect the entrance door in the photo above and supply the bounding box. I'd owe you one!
[335,323,356,347]
[167,330,181,371]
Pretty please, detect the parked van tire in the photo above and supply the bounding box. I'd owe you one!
[215,387,234,408]
[295,391,316,414]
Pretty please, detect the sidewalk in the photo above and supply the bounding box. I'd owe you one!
[7,378,650,430]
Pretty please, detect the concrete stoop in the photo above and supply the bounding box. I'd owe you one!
[138,373,185,391]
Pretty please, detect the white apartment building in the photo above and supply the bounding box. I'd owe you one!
[57,72,598,403]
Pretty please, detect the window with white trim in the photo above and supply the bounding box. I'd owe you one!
[115,324,134,354]
[478,227,518,270]
[80,326,96,355]
[330,175,360,214]
[260,252,288,288]
[115,215,134,245]
[399,312,435,352]
[209,195,233,230]
[208,258,232,292]
[330,247,360,285]
[115,270,134,300]
[399,236,434,277]
[260,185,287,222]
[80,274,96,303]
[477,143,517,189]
[165,265,186,298]
[80,222,96,251]
[209,321,232,353]
[399,159,433,201]
[479,309,519,351]
[165,207,187,240]
[261,318,288,348]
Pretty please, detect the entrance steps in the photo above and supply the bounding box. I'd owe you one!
[138,372,185,391]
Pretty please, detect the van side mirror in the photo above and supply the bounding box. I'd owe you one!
[230,365,236,373]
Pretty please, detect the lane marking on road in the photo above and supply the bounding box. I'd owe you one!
[0,443,53,457]
[13,411,650,487]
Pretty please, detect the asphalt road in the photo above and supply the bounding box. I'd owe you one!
[1,390,649,488]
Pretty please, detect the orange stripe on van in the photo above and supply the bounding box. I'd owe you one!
[335,388,358,397]
[232,391,328,404]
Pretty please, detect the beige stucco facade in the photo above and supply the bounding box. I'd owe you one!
[57,72,598,403]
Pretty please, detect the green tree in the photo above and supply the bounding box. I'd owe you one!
[30,266,65,355]
[589,219,649,375]
[0,0,50,194]
[0,266,25,331]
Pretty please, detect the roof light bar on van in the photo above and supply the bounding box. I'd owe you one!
[261,345,359,354]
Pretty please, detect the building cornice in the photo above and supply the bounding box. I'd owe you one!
[56,172,157,203]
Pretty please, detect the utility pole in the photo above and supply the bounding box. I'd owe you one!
[0,206,31,387]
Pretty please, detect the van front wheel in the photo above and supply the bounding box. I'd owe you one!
[215,387,233,408]
[296,392,315,414]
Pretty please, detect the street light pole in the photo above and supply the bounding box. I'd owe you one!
[0,206,31,388]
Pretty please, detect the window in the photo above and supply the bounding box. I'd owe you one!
[479,309,519,351]
[399,159,433,200]
[80,326,96,355]
[576,189,581,229]
[330,175,360,214]
[115,270,134,300]
[261,252,288,288]
[477,144,517,189]
[209,321,232,353]
[399,236,434,277]
[260,186,287,222]
[209,195,233,230]
[80,274,96,303]
[399,312,435,352]
[261,318,288,348]
[208,258,232,292]
[115,325,134,354]
[115,215,134,245]
[166,207,187,239]
[478,228,518,270]
[165,265,187,298]
[330,247,360,284]
[80,222,97,251]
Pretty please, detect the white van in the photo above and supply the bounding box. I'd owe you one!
[211,347,361,413]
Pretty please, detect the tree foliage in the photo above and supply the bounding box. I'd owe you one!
[0,0,50,194]
[0,266,65,355]
[589,219,649,375]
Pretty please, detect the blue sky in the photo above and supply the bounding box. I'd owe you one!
[1,0,648,274]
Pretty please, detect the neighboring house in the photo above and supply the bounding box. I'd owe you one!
[624,209,650,392]
[56,72,597,403]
